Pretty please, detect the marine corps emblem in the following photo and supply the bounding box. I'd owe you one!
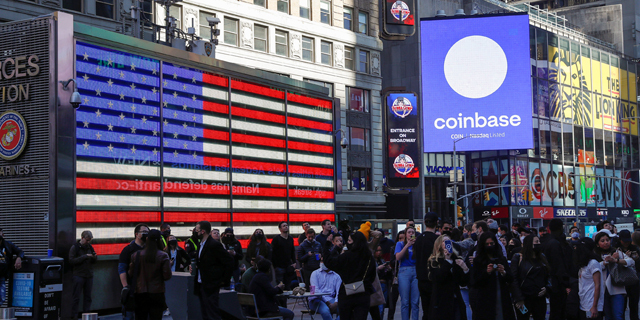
[204,42,213,57]
[0,110,27,160]
[391,97,413,118]
[393,154,414,175]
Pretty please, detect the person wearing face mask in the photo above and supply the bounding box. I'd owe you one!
[614,230,640,320]
[511,234,551,320]
[541,218,574,320]
[69,230,97,320]
[298,228,322,290]
[469,232,515,320]
[427,235,469,320]
[507,237,522,260]
[308,259,342,320]
[160,223,171,247]
[594,230,635,320]
[569,227,581,244]
[164,235,189,272]
[246,228,272,265]
[517,227,530,244]
[221,228,244,288]
[185,227,201,260]
[119,223,149,320]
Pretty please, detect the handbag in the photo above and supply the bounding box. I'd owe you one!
[370,273,386,306]
[344,257,371,296]
[392,260,399,285]
[610,251,639,286]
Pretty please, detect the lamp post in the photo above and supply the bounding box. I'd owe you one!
[453,136,470,226]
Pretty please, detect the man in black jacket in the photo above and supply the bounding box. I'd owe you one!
[541,218,573,320]
[413,212,439,320]
[192,221,234,320]
[221,228,243,288]
[69,230,97,320]
[249,259,293,320]
[0,228,23,305]
[271,222,296,289]
[118,223,148,320]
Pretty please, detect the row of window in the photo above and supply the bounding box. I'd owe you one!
[253,0,369,35]
[222,17,372,73]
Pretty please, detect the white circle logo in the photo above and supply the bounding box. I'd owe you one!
[443,35,508,99]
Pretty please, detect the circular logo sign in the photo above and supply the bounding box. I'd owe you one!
[393,154,414,175]
[390,1,411,21]
[391,97,413,118]
[0,111,27,160]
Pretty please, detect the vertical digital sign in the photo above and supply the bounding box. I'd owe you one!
[75,42,335,254]
[386,92,420,188]
[420,14,533,152]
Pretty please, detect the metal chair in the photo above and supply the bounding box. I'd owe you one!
[237,293,283,320]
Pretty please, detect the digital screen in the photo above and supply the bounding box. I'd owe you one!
[584,225,597,239]
[75,42,335,254]
[420,14,533,152]
[386,92,420,188]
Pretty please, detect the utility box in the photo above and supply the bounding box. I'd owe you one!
[10,256,64,319]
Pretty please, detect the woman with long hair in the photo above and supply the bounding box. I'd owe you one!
[394,227,419,320]
[387,230,405,320]
[469,232,515,320]
[507,237,522,260]
[246,228,272,263]
[510,234,551,320]
[323,231,377,320]
[164,235,189,272]
[594,231,635,320]
[128,229,172,320]
[427,235,469,320]
[574,238,603,320]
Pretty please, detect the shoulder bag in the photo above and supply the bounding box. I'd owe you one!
[610,250,639,287]
[344,257,371,295]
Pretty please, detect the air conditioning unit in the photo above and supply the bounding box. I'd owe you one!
[191,39,215,58]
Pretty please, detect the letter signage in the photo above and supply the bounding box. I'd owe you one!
[386,92,420,188]
[420,14,533,152]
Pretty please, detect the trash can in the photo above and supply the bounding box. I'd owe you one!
[9,256,64,320]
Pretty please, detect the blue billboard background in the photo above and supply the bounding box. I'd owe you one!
[420,14,533,152]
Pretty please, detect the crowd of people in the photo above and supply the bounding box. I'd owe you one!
[40,213,640,320]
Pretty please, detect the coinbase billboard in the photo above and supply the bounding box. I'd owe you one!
[421,14,533,152]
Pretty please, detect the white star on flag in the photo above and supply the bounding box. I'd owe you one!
[107,144,114,152]
[108,124,114,131]
[83,141,90,149]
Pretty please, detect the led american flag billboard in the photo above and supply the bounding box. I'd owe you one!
[75,42,335,254]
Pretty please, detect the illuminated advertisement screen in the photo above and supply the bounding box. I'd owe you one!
[386,92,420,188]
[75,42,335,254]
[420,14,533,152]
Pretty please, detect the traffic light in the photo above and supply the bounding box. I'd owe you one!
[522,189,533,201]
[484,192,490,201]
[457,205,463,218]
[528,191,533,201]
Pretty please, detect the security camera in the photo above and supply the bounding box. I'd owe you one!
[340,137,348,149]
[206,17,220,27]
[70,91,82,109]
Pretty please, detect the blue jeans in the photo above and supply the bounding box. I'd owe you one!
[278,306,295,320]
[0,277,5,305]
[604,291,626,320]
[309,298,336,320]
[379,282,389,317]
[398,266,420,320]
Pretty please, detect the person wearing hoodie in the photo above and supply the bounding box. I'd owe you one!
[541,218,574,320]
[69,230,97,320]
[511,234,551,320]
[297,228,322,289]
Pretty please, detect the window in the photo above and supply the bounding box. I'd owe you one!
[277,0,289,13]
[254,0,266,7]
[302,37,314,62]
[275,30,288,57]
[300,0,310,19]
[96,0,115,19]
[224,17,239,46]
[199,11,215,40]
[320,0,331,24]
[343,7,353,30]
[349,127,370,151]
[348,168,371,191]
[348,87,369,112]
[169,6,182,29]
[140,0,154,28]
[345,46,354,70]
[254,25,268,52]
[358,11,368,34]
[321,41,332,66]
[359,50,369,73]
[63,0,81,12]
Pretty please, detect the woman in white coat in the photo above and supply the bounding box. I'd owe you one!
[594,230,635,320]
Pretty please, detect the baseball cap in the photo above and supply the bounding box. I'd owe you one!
[619,230,632,242]
[424,212,439,222]
[224,227,234,234]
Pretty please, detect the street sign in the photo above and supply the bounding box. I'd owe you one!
[446,187,453,198]
[449,169,463,182]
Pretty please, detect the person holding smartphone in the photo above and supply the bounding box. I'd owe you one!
[574,238,603,320]
[510,234,551,320]
[470,232,515,320]
[394,227,419,320]
[427,235,469,320]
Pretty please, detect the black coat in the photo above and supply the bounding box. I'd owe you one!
[540,233,572,292]
[413,231,438,281]
[428,257,469,320]
[0,239,24,278]
[69,241,97,278]
[509,253,550,301]
[167,246,190,272]
[194,236,234,295]
[470,256,516,320]
[249,272,283,315]
[323,242,376,295]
